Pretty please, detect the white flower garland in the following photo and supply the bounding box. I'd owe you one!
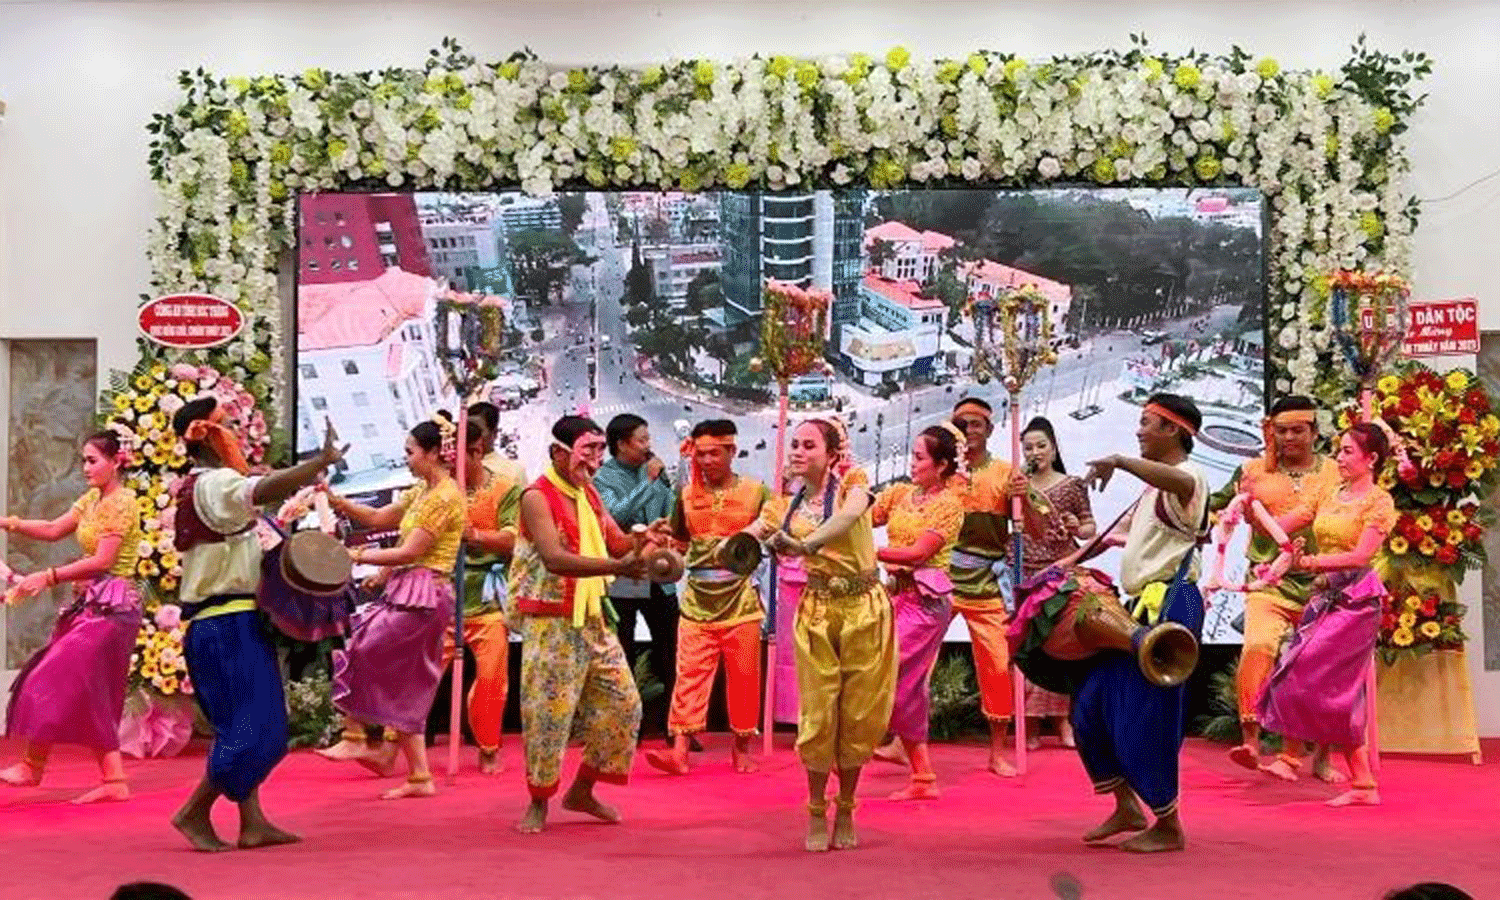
[145,40,1428,430]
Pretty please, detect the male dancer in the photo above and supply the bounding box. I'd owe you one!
[470,400,526,484]
[452,417,524,774]
[645,420,769,776]
[169,397,346,851]
[511,416,661,833]
[1208,395,1341,777]
[1073,393,1209,853]
[945,397,1018,776]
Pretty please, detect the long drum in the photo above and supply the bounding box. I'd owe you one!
[1012,566,1199,691]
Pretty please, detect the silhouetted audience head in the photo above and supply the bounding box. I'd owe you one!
[111,884,192,900]
[1384,884,1473,900]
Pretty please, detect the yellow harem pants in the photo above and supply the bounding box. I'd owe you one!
[440,610,510,752]
[951,596,1014,721]
[669,618,763,737]
[795,583,896,773]
[1237,590,1304,724]
[519,615,641,799]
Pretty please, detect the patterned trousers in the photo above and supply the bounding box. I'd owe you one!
[520,615,641,799]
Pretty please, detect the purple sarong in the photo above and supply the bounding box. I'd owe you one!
[332,566,454,734]
[1257,568,1383,748]
[6,576,141,750]
[887,568,953,743]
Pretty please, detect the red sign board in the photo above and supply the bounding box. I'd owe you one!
[138,294,244,348]
[1404,297,1479,357]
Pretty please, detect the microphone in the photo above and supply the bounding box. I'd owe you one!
[646,451,669,483]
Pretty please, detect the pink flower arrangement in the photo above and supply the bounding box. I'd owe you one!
[154,604,183,629]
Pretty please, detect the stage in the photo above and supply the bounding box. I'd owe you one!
[2,735,1495,900]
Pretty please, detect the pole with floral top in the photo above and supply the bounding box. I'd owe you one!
[751,279,831,755]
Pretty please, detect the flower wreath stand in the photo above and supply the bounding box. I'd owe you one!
[1361,360,1497,764]
[1373,560,1482,763]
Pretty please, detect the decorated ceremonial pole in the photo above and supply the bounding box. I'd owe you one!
[754,279,832,756]
[1328,269,1411,775]
[968,284,1059,777]
[434,292,510,779]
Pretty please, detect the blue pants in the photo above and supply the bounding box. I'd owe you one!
[1070,582,1203,817]
[184,610,288,802]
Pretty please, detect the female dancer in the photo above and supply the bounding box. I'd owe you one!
[318,415,467,799]
[1017,417,1094,749]
[1,431,141,804]
[747,417,895,851]
[1257,423,1397,806]
[869,424,965,800]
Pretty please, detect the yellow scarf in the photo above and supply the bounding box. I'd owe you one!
[543,464,613,627]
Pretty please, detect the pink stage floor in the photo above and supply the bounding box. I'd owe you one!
[2,735,1496,900]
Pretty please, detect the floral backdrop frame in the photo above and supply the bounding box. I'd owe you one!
[143,35,1431,435]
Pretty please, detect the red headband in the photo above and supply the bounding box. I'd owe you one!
[1144,402,1198,437]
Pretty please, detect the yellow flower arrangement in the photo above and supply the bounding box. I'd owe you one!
[1419,621,1442,639]
[1389,535,1409,554]
[1403,594,1422,611]
[100,359,270,699]
[1398,611,1417,629]
[1391,627,1414,647]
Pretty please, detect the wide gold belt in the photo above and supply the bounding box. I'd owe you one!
[804,570,880,597]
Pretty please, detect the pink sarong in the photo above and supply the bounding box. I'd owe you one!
[1257,568,1383,748]
[332,566,455,735]
[887,568,953,743]
[772,558,805,724]
[6,576,141,750]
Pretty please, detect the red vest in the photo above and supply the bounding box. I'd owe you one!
[514,475,609,618]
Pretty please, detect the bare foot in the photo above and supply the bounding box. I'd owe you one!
[1061,735,1077,749]
[644,748,690,776]
[516,800,548,834]
[238,821,301,849]
[831,804,858,850]
[1312,760,1348,784]
[731,748,760,774]
[172,807,233,852]
[562,784,621,823]
[0,761,42,787]
[315,739,368,762]
[873,741,908,766]
[805,806,830,852]
[71,781,130,804]
[380,778,436,800]
[1326,788,1380,807]
[354,745,398,778]
[1083,807,1148,843]
[1227,744,1260,771]
[988,754,1017,778]
[887,780,940,801]
[1026,736,1042,752]
[1258,759,1299,782]
[478,749,504,775]
[1119,820,1186,853]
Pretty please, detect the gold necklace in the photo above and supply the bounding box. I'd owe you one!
[1280,459,1317,493]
